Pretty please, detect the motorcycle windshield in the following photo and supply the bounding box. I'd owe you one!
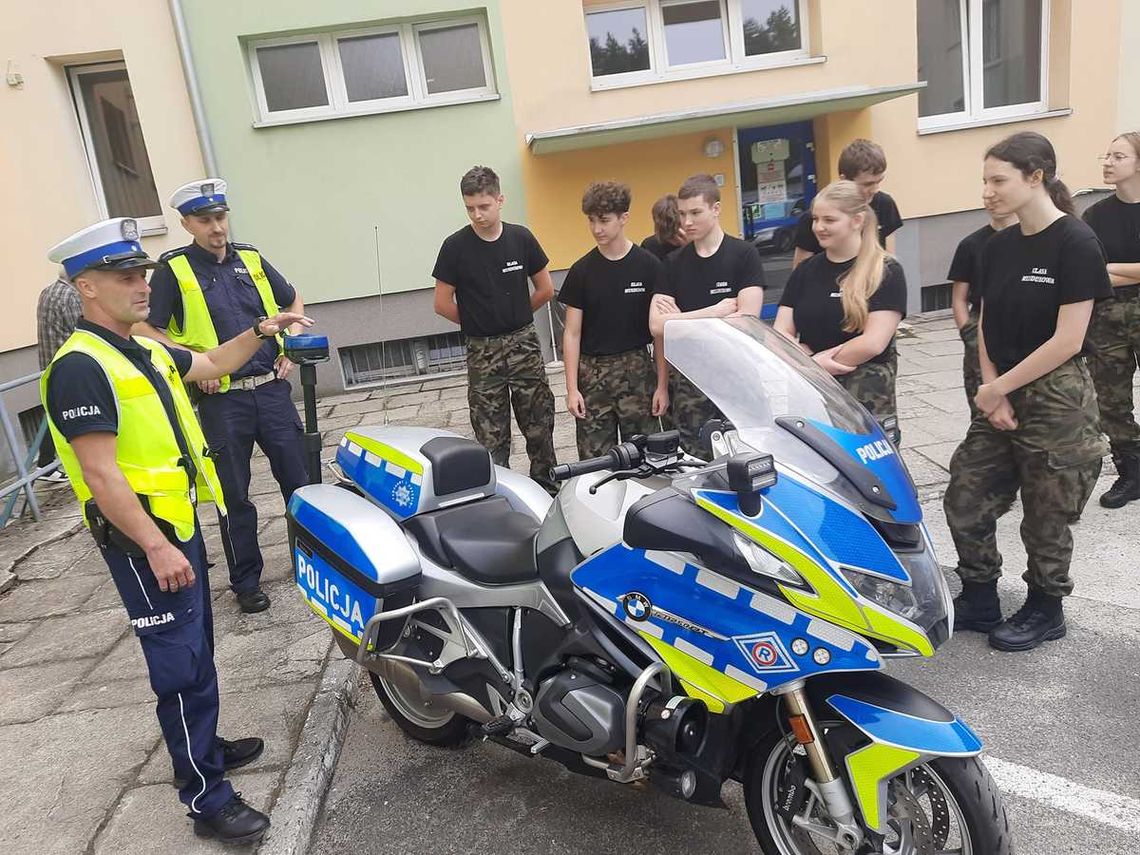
[663,317,920,524]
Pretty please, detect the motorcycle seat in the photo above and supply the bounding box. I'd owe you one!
[403,496,540,585]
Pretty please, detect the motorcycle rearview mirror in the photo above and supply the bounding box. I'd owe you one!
[726,453,777,517]
[877,414,901,446]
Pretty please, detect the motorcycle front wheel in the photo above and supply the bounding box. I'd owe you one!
[744,723,1011,855]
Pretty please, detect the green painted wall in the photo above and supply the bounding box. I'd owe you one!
[180,1,523,300]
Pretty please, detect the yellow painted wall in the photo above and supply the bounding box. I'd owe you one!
[0,3,206,353]
[518,130,739,269]
[499,0,1121,254]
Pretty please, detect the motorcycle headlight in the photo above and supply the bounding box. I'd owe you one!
[839,566,924,624]
[734,533,805,587]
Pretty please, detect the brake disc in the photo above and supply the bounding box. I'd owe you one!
[910,767,951,849]
[885,781,934,855]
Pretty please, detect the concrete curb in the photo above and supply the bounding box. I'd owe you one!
[258,648,361,855]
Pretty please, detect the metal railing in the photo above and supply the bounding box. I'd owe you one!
[0,371,59,528]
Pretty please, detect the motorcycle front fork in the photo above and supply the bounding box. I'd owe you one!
[776,682,865,852]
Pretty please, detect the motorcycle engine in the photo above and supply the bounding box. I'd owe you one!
[531,660,626,756]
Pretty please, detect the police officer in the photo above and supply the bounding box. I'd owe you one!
[1083,131,1140,508]
[559,181,668,460]
[432,165,558,493]
[649,174,766,457]
[943,132,1110,653]
[138,179,307,613]
[42,217,311,841]
[773,180,907,422]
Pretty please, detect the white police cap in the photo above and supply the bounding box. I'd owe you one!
[170,178,229,216]
[47,218,156,279]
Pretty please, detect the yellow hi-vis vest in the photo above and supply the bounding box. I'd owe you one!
[40,330,227,543]
[164,247,282,392]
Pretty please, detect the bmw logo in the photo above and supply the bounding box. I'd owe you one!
[622,592,652,621]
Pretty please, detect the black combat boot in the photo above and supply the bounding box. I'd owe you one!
[988,588,1065,652]
[193,793,270,845]
[952,580,1002,633]
[1099,452,1140,509]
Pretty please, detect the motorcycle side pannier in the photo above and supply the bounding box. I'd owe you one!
[288,484,420,651]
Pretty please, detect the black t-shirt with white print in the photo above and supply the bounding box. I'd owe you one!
[432,222,549,338]
[794,191,903,253]
[980,216,1112,374]
[1082,194,1140,264]
[947,224,998,310]
[658,234,766,312]
[557,244,662,355]
[779,253,908,363]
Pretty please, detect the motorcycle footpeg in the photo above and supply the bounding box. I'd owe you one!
[480,715,516,738]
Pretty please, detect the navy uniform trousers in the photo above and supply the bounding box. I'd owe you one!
[100,521,234,817]
[196,378,307,593]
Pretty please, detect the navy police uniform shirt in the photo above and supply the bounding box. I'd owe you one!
[947,224,998,311]
[432,223,549,338]
[147,242,295,379]
[557,244,662,355]
[794,192,903,253]
[780,254,907,363]
[658,235,766,312]
[980,216,1112,374]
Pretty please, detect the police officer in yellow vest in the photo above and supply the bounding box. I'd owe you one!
[137,179,308,614]
[43,217,312,844]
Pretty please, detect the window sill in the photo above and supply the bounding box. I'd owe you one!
[140,225,168,238]
[589,54,826,93]
[252,92,500,128]
[917,107,1072,136]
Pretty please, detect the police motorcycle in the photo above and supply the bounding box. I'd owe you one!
[289,316,1010,854]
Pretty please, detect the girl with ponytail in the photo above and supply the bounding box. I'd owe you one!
[773,180,907,421]
[943,130,1112,653]
[1080,131,1140,508]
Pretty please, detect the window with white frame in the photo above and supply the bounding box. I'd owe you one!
[68,62,164,234]
[249,16,496,124]
[585,0,807,85]
[916,0,1047,129]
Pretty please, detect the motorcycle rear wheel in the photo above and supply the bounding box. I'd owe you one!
[369,672,472,748]
[744,723,1011,855]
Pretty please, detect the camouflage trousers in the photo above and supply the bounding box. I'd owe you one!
[576,348,660,460]
[960,312,982,420]
[1086,288,1140,456]
[669,369,722,459]
[837,349,897,424]
[466,324,557,493]
[943,359,1108,598]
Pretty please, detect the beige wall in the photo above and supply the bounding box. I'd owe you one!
[1120,0,1140,133]
[500,0,1121,237]
[0,2,206,353]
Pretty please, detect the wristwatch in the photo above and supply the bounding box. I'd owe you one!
[253,316,274,339]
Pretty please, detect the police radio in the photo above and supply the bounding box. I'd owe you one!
[283,334,330,485]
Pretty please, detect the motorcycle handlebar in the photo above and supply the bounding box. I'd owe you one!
[550,441,644,482]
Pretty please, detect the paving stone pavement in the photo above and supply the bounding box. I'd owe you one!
[2,311,1135,853]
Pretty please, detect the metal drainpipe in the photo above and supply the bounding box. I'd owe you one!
[168,0,218,177]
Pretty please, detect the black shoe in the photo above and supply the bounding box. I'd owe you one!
[952,580,1002,633]
[235,588,270,613]
[192,793,270,845]
[988,590,1066,652]
[174,736,265,787]
[1100,453,1140,508]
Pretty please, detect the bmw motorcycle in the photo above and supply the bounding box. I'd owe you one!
[289,316,1010,854]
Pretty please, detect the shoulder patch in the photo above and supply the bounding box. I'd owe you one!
[157,247,190,262]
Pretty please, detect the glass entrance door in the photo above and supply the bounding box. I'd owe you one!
[736,120,816,314]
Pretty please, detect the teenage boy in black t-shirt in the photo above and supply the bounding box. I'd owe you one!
[432,165,557,493]
[649,174,766,456]
[792,139,903,269]
[559,181,668,460]
[948,200,1017,417]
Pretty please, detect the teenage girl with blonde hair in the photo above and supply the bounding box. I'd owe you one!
[774,179,907,421]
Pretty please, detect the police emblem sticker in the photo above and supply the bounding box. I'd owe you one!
[622,592,651,621]
[734,631,798,674]
[390,481,416,510]
[120,218,139,241]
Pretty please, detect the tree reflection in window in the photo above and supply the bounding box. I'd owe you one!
[742,1,800,56]
[588,8,652,76]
